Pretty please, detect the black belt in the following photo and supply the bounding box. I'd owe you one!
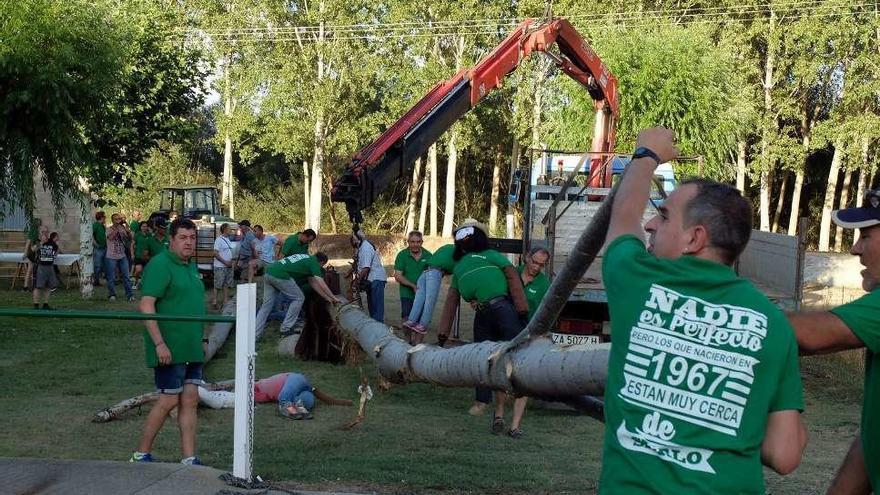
[474,295,508,312]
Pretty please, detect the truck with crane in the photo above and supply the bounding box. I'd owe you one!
[331,17,805,346]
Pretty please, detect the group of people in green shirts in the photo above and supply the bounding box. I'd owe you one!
[392,223,551,439]
[92,210,170,299]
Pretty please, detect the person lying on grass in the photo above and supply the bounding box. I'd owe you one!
[198,372,353,420]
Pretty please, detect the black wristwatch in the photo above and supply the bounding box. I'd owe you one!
[632,146,662,165]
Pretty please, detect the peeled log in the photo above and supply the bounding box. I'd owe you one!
[334,303,609,398]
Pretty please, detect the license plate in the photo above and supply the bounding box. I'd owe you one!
[550,333,602,347]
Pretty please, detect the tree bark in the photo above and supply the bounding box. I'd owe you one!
[787,170,804,236]
[307,4,326,232]
[79,203,94,299]
[835,169,854,252]
[302,160,310,228]
[736,140,747,193]
[771,172,787,233]
[758,7,776,232]
[488,151,502,235]
[405,158,422,234]
[442,129,458,237]
[429,143,438,237]
[819,140,843,251]
[333,303,608,398]
[855,137,874,244]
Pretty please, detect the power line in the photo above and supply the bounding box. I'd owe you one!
[189,7,868,45]
[186,0,859,37]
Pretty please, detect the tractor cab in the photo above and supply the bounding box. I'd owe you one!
[155,186,223,222]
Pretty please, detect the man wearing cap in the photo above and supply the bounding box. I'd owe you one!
[598,127,805,493]
[789,191,880,494]
[281,229,317,257]
[236,220,257,282]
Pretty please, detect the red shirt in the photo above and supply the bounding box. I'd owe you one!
[253,373,291,403]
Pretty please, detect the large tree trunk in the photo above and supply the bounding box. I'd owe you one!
[79,204,94,299]
[307,8,326,232]
[442,128,458,237]
[819,140,843,251]
[787,170,804,236]
[835,169,854,252]
[736,140,747,192]
[488,151,502,235]
[303,160,310,228]
[222,57,235,219]
[771,172,787,233]
[758,7,776,232]
[429,143,438,237]
[405,158,422,234]
[333,303,608,398]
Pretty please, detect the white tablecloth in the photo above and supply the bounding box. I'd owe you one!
[0,252,80,266]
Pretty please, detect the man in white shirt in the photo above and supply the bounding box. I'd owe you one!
[252,225,278,275]
[351,230,387,322]
[212,223,234,309]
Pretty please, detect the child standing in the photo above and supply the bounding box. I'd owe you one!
[32,227,59,309]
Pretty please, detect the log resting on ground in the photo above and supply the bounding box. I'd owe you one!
[334,303,609,398]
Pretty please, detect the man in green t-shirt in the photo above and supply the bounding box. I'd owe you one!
[254,252,342,340]
[92,211,107,286]
[281,229,316,257]
[789,193,880,494]
[599,128,806,493]
[146,219,170,257]
[393,231,432,342]
[131,218,206,466]
[518,247,550,320]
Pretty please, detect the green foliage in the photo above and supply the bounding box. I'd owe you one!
[102,142,218,215]
[235,185,307,232]
[0,0,207,220]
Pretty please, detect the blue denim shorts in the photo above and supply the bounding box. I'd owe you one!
[154,362,204,394]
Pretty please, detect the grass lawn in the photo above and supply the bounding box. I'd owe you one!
[0,284,864,494]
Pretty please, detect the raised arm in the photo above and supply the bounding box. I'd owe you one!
[606,128,679,244]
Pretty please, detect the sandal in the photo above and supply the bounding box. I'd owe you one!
[508,428,524,439]
[491,416,505,434]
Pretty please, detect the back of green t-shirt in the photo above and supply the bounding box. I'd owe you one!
[451,249,511,303]
[266,253,321,282]
[93,222,107,248]
[427,244,456,273]
[830,290,880,490]
[599,235,803,494]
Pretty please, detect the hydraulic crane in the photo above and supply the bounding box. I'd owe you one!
[330,17,619,227]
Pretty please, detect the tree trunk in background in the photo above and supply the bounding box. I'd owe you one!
[405,158,422,234]
[507,141,520,239]
[323,175,337,232]
[736,141,747,193]
[418,162,429,234]
[308,10,326,232]
[758,7,776,232]
[303,161,310,228]
[772,172,787,233]
[489,151,502,235]
[429,143,438,237]
[788,120,812,236]
[855,137,874,244]
[835,169,854,252]
[787,170,804,236]
[79,204,94,299]
[819,140,843,251]
[222,56,235,219]
[442,127,458,237]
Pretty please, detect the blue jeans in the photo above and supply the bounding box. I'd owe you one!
[93,247,106,281]
[278,373,315,410]
[105,256,133,299]
[366,280,386,322]
[255,275,305,339]
[407,268,441,327]
[473,297,525,404]
[154,362,204,394]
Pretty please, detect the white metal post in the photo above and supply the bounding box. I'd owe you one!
[233,283,257,480]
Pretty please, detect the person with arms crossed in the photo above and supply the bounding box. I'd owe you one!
[599,128,806,493]
[130,218,207,466]
[788,192,880,495]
